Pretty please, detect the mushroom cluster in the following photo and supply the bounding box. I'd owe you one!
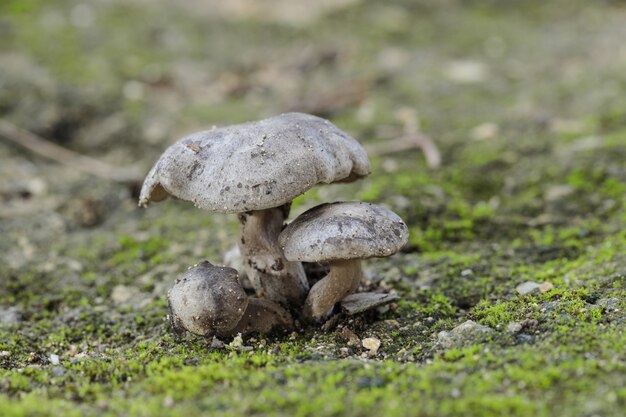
[139,112,408,337]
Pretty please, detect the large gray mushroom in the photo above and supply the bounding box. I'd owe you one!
[140,113,370,307]
[168,261,293,338]
[279,201,408,320]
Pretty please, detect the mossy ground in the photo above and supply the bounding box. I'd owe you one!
[1,0,626,416]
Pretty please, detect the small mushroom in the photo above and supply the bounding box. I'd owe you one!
[167,261,293,338]
[278,202,408,320]
[140,113,370,307]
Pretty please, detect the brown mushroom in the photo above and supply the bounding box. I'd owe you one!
[140,113,370,307]
[167,261,293,338]
[279,202,408,320]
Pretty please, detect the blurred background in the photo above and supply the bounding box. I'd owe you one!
[1,0,625,282]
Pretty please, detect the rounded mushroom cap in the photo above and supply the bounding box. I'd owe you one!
[139,112,370,213]
[279,201,408,262]
[167,261,248,337]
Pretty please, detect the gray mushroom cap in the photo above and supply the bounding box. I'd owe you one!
[167,261,248,337]
[139,113,371,213]
[279,201,409,263]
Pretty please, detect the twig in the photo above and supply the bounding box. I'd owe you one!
[365,108,441,169]
[364,132,441,169]
[0,120,142,183]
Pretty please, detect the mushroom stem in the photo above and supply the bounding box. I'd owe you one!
[304,259,362,320]
[224,299,294,337]
[238,203,308,307]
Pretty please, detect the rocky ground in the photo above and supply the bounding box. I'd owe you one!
[1,0,626,416]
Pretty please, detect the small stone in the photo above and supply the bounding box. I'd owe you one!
[0,351,10,357]
[424,317,436,325]
[163,396,174,407]
[51,366,65,378]
[507,322,523,333]
[228,334,243,349]
[445,60,487,84]
[362,337,381,355]
[340,327,360,346]
[376,304,392,314]
[111,285,137,304]
[539,282,554,293]
[0,306,22,325]
[339,347,352,357]
[437,320,494,349]
[520,318,538,329]
[470,123,500,141]
[515,281,542,296]
[544,185,574,202]
[540,301,561,314]
[384,319,400,328]
[321,314,341,332]
[49,354,60,366]
[67,345,78,357]
[210,337,225,349]
[515,333,535,345]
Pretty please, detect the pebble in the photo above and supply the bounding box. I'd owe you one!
[0,306,22,325]
[445,60,487,84]
[470,123,499,141]
[111,285,137,304]
[515,333,535,345]
[339,347,352,357]
[544,185,574,202]
[437,320,494,349]
[507,322,523,333]
[49,354,60,365]
[340,327,360,346]
[516,281,553,296]
[210,337,225,349]
[228,334,243,349]
[362,337,381,355]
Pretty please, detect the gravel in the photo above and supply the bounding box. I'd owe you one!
[437,320,494,349]
[0,306,22,325]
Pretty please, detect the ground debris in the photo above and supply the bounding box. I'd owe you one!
[437,320,494,350]
[340,292,399,315]
[0,306,22,325]
[339,326,361,346]
[362,337,381,355]
[516,281,554,296]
